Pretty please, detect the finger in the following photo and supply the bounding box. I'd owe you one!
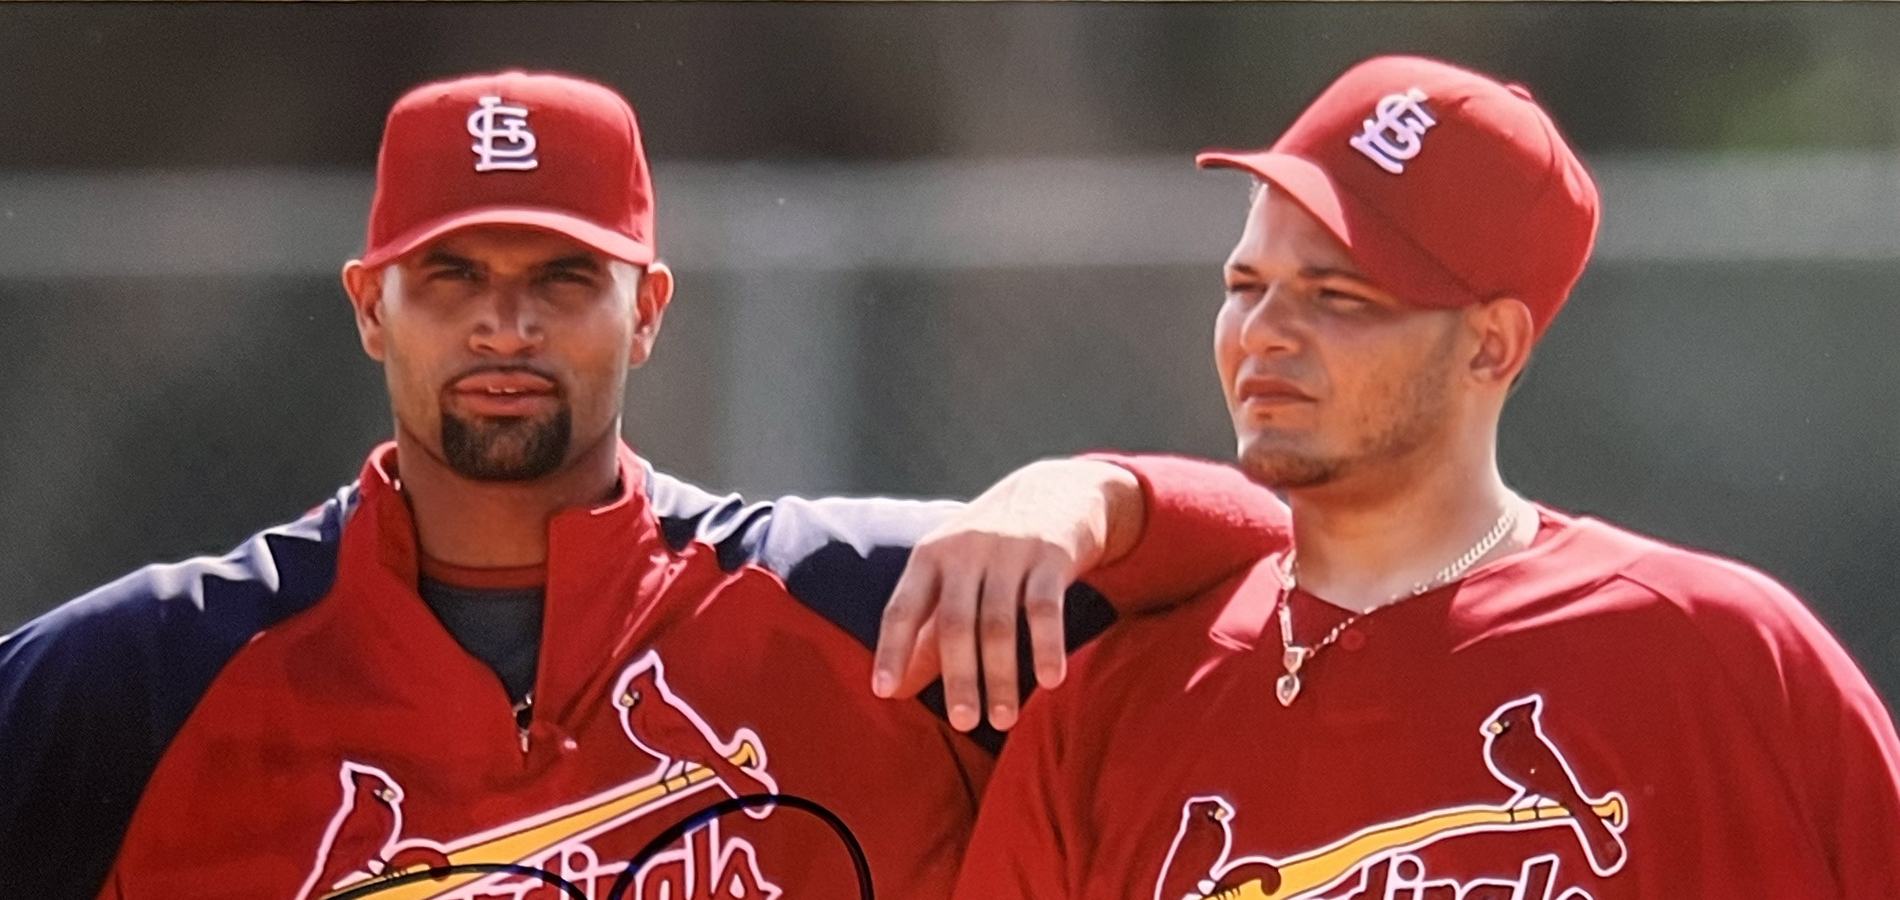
[895,614,943,698]
[934,566,984,732]
[1022,557,1070,690]
[873,557,940,698]
[978,566,1024,731]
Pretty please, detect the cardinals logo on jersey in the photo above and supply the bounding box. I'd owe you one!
[296,651,783,900]
[295,762,455,900]
[613,652,779,819]
[1153,694,1629,900]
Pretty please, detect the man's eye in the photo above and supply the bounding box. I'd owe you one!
[543,271,594,286]
[431,268,478,282]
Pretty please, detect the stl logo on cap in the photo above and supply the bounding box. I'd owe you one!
[361,70,657,268]
[467,95,538,172]
[1348,88,1437,175]
[1197,54,1600,337]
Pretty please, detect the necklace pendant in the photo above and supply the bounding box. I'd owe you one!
[1282,645,1309,675]
[1276,671,1302,707]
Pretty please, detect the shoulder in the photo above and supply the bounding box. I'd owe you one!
[1541,515,1881,723]
[641,462,967,650]
[1558,516,1900,850]
[0,488,352,891]
[642,462,962,572]
[1564,516,1830,652]
[643,465,767,568]
[1472,511,1820,644]
[1,489,351,740]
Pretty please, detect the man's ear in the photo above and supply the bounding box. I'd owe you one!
[630,260,675,369]
[342,260,388,362]
[1468,296,1535,389]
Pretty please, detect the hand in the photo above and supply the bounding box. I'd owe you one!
[871,458,1143,731]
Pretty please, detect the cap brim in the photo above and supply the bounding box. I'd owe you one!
[358,206,655,269]
[1196,150,1477,310]
[1198,150,1353,247]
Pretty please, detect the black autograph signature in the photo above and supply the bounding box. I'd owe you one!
[326,793,871,900]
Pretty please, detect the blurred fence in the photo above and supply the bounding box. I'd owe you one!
[10,153,1900,279]
[4,153,1900,710]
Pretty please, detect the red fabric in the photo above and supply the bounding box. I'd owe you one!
[1081,453,1291,613]
[417,555,546,591]
[956,508,1900,899]
[101,443,985,900]
[1197,55,1598,336]
[361,70,656,268]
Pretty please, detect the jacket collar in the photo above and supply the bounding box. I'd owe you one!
[332,440,676,726]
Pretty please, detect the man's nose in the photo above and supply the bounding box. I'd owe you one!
[1238,281,1302,356]
[469,285,544,357]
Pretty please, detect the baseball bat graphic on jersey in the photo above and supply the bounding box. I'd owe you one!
[311,741,763,900]
[1156,695,1631,900]
[1188,796,1627,900]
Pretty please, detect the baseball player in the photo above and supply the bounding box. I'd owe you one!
[939,55,1900,898]
[0,71,1287,900]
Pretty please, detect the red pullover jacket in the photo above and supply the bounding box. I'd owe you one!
[93,444,1281,900]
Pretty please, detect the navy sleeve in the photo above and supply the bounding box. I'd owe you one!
[0,491,349,900]
[645,467,1116,752]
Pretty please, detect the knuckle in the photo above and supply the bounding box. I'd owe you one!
[881,601,920,623]
[937,608,976,632]
[1023,593,1063,616]
[904,547,947,569]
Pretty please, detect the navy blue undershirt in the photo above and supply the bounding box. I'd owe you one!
[416,577,542,705]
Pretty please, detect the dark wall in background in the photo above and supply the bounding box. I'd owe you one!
[6,2,1900,170]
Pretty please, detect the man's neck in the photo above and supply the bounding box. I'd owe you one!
[1282,442,1537,615]
[392,429,622,569]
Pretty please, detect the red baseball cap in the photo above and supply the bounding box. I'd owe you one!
[1198,55,1598,337]
[359,70,655,269]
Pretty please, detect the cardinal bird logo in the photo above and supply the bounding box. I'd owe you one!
[295,762,453,900]
[289,654,786,900]
[613,652,779,820]
[1150,694,1630,900]
[1481,695,1628,876]
[1155,798,1283,900]
[1155,797,1234,900]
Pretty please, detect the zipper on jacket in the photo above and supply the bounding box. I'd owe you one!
[513,692,534,753]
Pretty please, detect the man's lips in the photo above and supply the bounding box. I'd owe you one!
[452,370,557,394]
[1235,376,1315,406]
[447,370,559,416]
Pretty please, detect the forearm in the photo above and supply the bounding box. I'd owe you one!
[1079,452,1289,612]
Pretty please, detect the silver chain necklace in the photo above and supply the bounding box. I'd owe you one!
[1274,500,1519,707]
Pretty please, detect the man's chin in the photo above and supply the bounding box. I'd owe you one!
[441,411,571,482]
[450,453,566,483]
[1237,441,1338,491]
